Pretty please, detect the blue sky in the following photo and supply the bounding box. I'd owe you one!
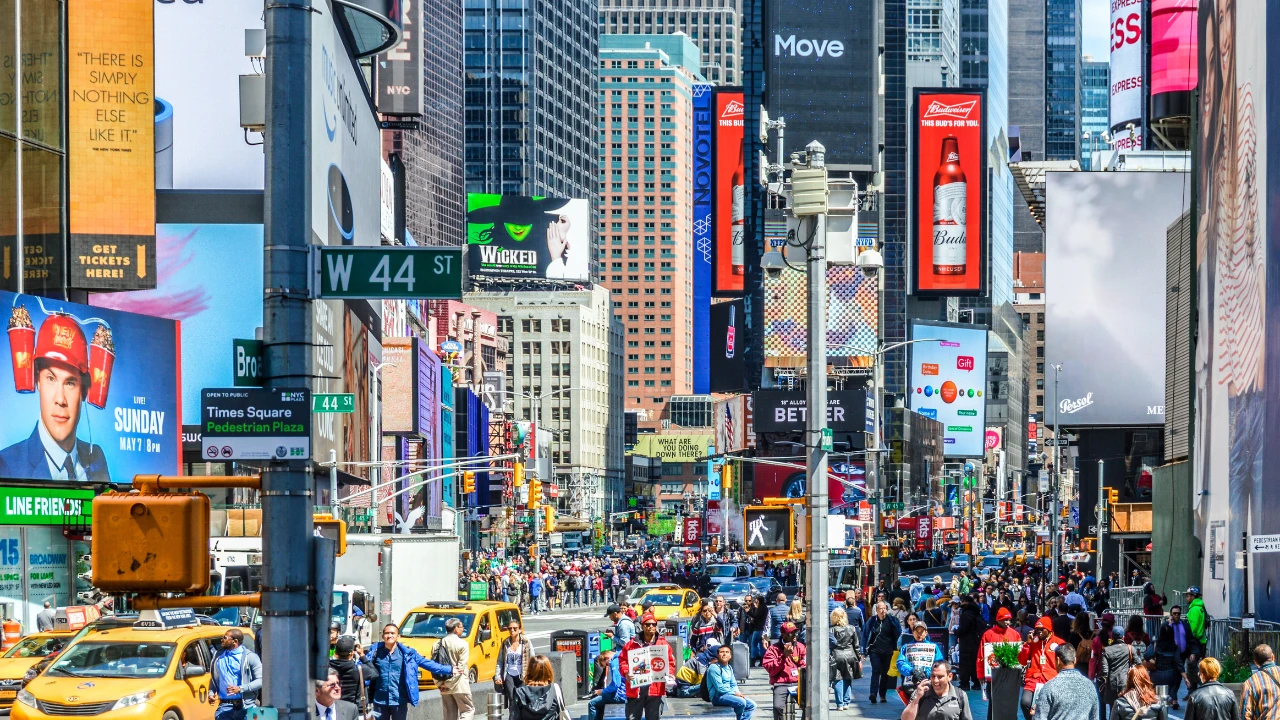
[1082,0,1110,61]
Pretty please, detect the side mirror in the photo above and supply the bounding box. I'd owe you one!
[184,664,208,678]
[478,628,492,643]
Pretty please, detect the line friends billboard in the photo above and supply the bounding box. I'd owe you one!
[0,292,180,484]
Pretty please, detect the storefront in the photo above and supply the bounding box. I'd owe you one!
[0,487,93,633]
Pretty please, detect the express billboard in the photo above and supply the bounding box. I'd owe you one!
[1045,172,1181,427]
[912,89,986,297]
[0,291,180,483]
[763,0,877,169]
[692,84,713,393]
[908,321,988,458]
[1109,0,1145,147]
[712,89,745,295]
[465,194,591,282]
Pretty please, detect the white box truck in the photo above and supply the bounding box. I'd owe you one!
[334,534,461,644]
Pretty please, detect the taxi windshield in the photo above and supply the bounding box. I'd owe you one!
[400,612,475,639]
[5,636,67,658]
[48,641,175,678]
[644,594,683,607]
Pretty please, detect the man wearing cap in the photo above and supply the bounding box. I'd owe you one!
[0,314,109,483]
[1185,586,1208,696]
[978,608,1023,692]
[606,604,637,647]
[618,612,676,720]
[1018,616,1065,720]
[762,621,806,720]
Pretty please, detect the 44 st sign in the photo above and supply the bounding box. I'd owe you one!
[314,246,463,299]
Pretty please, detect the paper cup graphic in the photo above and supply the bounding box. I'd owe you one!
[8,326,35,393]
[87,325,115,409]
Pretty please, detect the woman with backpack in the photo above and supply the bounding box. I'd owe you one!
[829,607,862,710]
[496,621,535,720]
[1144,625,1186,710]
[511,655,571,720]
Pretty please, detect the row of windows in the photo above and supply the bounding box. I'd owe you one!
[629,380,675,388]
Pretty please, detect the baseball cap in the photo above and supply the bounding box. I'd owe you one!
[780,621,798,634]
[640,613,657,625]
[1100,613,1116,624]
[335,636,356,655]
[1186,586,1201,595]
[996,608,1013,622]
[605,603,622,617]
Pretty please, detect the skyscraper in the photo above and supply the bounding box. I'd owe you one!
[907,0,960,86]
[463,0,599,199]
[1008,0,1046,253]
[1044,0,1081,161]
[1080,57,1110,169]
[599,0,741,85]
[883,0,910,396]
[597,35,703,423]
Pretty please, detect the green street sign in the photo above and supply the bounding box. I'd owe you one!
[316,246,463,299]
[233,339,264,387]
[313,393,355,413]
[884,502,905,511]
[868,498,880,506]
[821,427,833,452]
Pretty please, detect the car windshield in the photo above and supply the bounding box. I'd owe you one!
[745,578,773,590]
[982,557,1003,567]
[953,555,969,562]
[48,641,175,679]
[644,594,683,607]
[718,583,752,594]
[707,566,739,577]
[5,636,67,658]
[332,591,349,627]
[400,612,476,639]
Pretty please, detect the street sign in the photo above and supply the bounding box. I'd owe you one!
[821,427,833,451]
[1251,534,1280,553]
[233,339,264,387]
[884,502,905,511]
[313,393,355,413]
[315,246,462,299]
[441,340,463,353]
[201,388,311,461]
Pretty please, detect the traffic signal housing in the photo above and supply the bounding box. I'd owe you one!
[543,506,555,533]
[513,462,525,487]
[92,492,211,593]
[529,477,542,510]
[313,514,347,556]
[722,463,733,493]
[463,471,476,495]
[1106,488,1119,504]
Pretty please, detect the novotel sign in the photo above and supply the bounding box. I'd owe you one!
[773,34,845,58]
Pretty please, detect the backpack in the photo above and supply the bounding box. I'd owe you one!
[432,638,450,668]
[697,669,712,701]
[515,685,561,720]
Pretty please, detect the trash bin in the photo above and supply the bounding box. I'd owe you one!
[550,629,592,697]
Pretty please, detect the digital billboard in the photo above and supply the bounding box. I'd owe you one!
[763,265,877,366]
[908,321,988,458]
[751,461,866,514]
[68,0,156,291]
[465,194,590,282]
[709,300,746,392]
[1109,0,1145,147]
[0,291,180,483]
[1045,172,1182,427]
[692,84,713,393]
[763,0,877,169]
[912,89,987,297]
[1150,0,1197,121]
[376,0,424,116]
[712,89,745,295]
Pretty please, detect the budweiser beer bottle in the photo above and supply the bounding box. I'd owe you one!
[731,143,745,275]
[932,135,967,275]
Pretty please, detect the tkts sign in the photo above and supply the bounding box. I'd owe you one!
[682,517,702,544]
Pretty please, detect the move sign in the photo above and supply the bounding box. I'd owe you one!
[1249,534,1280,554]
[315,246,463,300]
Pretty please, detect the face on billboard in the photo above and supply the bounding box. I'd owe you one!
[1109,0,1145,146]
[466,195,590,281]
[913,90,986,296]
[713,89,745,295]
[0,291,180,484]
[908,322,988,457]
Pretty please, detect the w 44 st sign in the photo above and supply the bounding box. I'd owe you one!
[314,246,463,299]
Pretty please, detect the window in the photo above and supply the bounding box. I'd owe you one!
[661,462,684,476]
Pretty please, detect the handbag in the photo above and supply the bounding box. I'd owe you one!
[553,683,573,720]
[887,651,901,678]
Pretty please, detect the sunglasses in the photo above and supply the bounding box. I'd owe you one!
[642,622,657,627]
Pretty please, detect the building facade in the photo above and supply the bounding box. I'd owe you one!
[465,287,625,518]
[1013,251,1045,418]
[599,0,740,85]
[907,0,960,86]
[463,0,599,198]
[1008,0,1046,254]
[1044,0,1081,161]
[598,35,702,424]
[1080,57,1110,170]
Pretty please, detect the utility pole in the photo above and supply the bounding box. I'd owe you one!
[1051,364,1062,583]
[1097,460,1105,581]
[262,0,313,714]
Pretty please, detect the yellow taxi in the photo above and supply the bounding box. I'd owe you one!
[13,611,252,720]
[1011,548,1027,565]
[991,542,1010,556]
[628,588,702,621]
[397,601,521,689]
[0,632,74,711]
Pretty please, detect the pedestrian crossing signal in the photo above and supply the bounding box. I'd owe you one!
[742,506,794,553]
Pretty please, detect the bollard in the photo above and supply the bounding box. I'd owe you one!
[489,689,505,720]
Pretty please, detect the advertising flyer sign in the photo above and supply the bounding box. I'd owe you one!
[200,387,310,461]
[0,291,179,483]
[466,194,590,281]
[630,435,714,463]
[712,89,745,295]
[912,89,986,297]
[753,390,868,433]
[682,517,702,545]
[625,644,673,687]
[1109,0,1145,146]
[376,0,424,116]
[908,321,988,458]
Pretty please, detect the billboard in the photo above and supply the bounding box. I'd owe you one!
[713,395,746,454]
[1109,0,1145,147]
[68,0,156,291]
[710,300,746,391]
[376,0,424,116]
[0,291,180,483]
[465,194,590,282]
[382,337,438,436]
[753,390,868,433]
[764,265,878,366]
[763,0,877,169]
[93,224,264,421]
[1150,0,1197,97]
[630,435,713,463]
[908,321,988,458]
[751,461,865,514]
[692,84,713,393]
[912,89,987,297]
[312,8,382,246]
[712,89,745,295]
[1045,172,1182,426]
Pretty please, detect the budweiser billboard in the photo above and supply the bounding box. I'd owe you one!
[912,89,987,297]
[713,88,746,295]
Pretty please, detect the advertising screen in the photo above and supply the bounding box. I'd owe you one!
[753,390,868,433]
[1150,0,1197,96]
[692,84,713,393]
[763,0,877,168]
[710,300,746,392]
[0,291,180,483]
[1109,0,1145,146]
[376,0,423,116]
[712,89,745,295]
[764,265,878,366]
[1045,172,1182,426]
[68,0,156,291]
[752,461,865,514]
[466,194,590,282]
[912,89,986,297]
[908,321,988,457]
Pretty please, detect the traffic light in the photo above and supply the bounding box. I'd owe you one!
[513,462,524,487]
[722,463,733,493]
[1106,488,1119,504]
[92,491,211,593]
[313,514,347,556]
[529,477,542,510]
[463,471,476,495]
[543,506,556,532]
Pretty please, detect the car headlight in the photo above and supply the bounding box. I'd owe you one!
[111,689,156,710]
[16,689,35,708]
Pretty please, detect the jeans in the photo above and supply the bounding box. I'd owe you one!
[589,695,624,720]
[750,631,764,664]
[832,656,856,706]
[833,678,853,707]
[531,594,542,613]
[869,651,894,699]
[624,695,662,720]
[373,705,409,720]
[499,674,524,720]
[1020,689,1035,720]
[215,705,248,720]
[1150,669,1181,704]
[714,694,757,720]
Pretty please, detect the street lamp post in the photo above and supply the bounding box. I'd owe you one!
[1050,364,1063,583]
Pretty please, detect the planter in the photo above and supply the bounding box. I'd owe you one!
[988,666,1023,720]
[1223,683,1245,720]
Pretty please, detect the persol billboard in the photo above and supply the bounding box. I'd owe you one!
[912,89,987,298]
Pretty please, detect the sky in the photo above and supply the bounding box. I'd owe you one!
[1082,0,1110,61]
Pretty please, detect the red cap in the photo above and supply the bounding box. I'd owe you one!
[1036,616,1054,633]
[640,613,657,625]
[996,608,1013,622]
[34,314,89,376]
[780,621,798,634]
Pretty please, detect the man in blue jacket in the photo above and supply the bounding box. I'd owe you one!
[896,622,943,698]
[363,623,454,720]
[529,574,544,614]
[709,644,756,720]
[587,650,626,720]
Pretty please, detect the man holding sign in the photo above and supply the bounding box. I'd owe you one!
[618,613,676,720]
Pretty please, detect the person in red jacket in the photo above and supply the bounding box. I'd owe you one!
[762,621,806,720]
[1017,616,1064,720]
[618,613,676,720]
[978,607,1023,683]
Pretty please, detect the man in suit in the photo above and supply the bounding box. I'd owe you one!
[0,314,109,483]
[315,669,360,720]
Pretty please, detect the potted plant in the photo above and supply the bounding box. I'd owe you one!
[986,643,1023,718]
[1218,651,1253,710]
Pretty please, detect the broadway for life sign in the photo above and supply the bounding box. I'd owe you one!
[625,645,673,687]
